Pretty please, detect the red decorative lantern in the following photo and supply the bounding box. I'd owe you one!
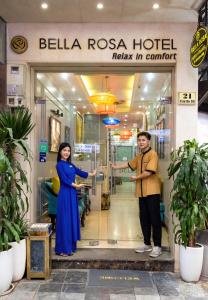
[96,104,116,114]
[119,129,132,139]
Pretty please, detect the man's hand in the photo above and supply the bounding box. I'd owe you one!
[130,175,138,181]
[89,170,96,177]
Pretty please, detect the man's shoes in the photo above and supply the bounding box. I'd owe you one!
[135,244,152,253]
[149,246,162,258]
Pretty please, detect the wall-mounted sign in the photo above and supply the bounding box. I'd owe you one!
[178,92,196,105]
[10,35,28,54]
[75,143,100,153]
[38,37,177,61]
[8,23,180,63]
[39,152,47,162]
[160,96,172,104]
[39,139,48,153]
[190,26,208,68]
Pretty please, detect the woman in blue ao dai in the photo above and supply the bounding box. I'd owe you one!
[55,142,96,256]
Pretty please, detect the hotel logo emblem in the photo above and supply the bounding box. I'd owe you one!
[10,35,28,54]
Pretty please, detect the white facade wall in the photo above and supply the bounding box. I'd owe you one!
[7,23,198,268]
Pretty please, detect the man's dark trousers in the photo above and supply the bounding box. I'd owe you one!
[139,194,161,247]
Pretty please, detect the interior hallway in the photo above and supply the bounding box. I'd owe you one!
[78,182,169,249]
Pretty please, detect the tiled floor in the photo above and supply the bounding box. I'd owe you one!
[1,270,208,300]
[64,182,169,249]
[47,181,169,250]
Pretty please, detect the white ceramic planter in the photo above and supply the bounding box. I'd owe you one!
[0,247,13,294]
[10,239,26,282]
[180,244,204,282]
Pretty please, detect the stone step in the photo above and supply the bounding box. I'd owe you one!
[52,247,174,272]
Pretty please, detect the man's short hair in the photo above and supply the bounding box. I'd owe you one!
[137,131,151,140]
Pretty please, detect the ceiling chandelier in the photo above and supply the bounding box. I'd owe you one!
[120,129,132,140]
[96,104,116,114]
[89,76,117,105]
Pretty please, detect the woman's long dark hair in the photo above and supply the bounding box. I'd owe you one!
[57,142,71,163]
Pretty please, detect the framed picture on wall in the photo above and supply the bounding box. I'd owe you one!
[76,113,83,143]
[49,116,61,152]
[65,126,70,143]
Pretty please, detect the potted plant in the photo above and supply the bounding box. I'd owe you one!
[0,145,19,294]
[0,107,34,282]
[168,139,208,282]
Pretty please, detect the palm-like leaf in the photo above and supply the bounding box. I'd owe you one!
[0,107,35,140]
[0,107,35,250]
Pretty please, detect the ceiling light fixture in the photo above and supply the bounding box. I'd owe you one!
[102,117,120,126]
[105,124,120,129]
[37,73,44,80]
[147,73,154,81]
[89,76,117,105]
[97,3,104,10]
[153,3,159,9]
[144,86,148,93]
[41,2,48,9]
[96,104,116,115]
[60,73,69,80]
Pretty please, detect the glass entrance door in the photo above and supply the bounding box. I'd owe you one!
[34,68,173,250]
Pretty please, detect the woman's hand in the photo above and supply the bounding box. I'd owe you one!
[72,183,85,189]
[77,183,85,189]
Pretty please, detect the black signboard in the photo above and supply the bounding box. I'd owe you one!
[190,26,208,68]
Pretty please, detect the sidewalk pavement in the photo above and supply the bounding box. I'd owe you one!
[1,269,208,300]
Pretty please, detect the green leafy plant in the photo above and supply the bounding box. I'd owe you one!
[0,107,35,245]
[0,146,20,251]
[168,139,208,247]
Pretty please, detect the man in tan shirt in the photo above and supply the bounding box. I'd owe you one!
[111,131,162,257]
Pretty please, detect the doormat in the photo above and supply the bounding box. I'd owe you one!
[88,269,153,288]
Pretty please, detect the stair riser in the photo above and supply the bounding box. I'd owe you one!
[52,260,174,272]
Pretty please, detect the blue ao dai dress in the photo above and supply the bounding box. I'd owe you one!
[55,160,88,255]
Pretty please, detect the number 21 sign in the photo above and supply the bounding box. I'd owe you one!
[178,92,196,105]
